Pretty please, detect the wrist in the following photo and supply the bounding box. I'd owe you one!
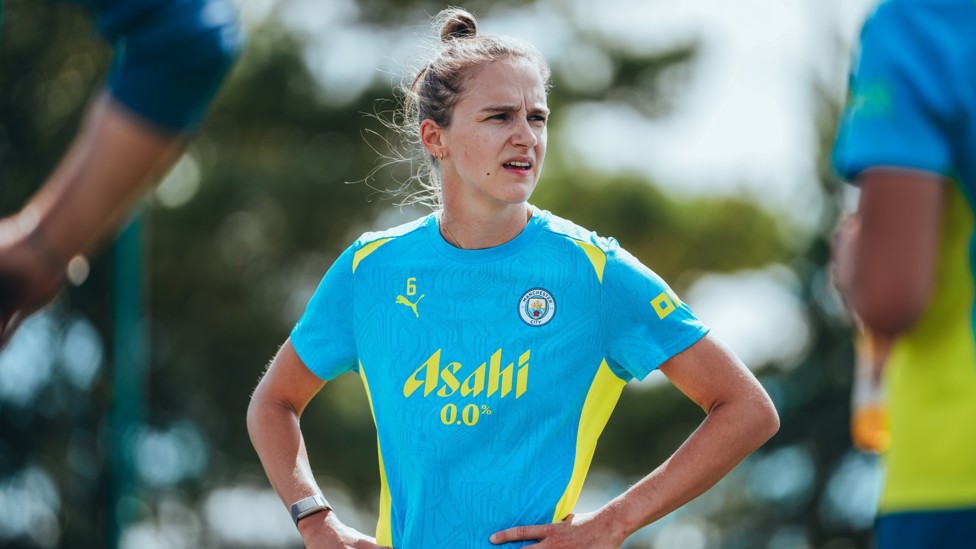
[291,494,332,527]
[595,499,640,543]
[1,207,69,276]
[26,229,69,274]
[296,507,334,536]
[24,228,90,287]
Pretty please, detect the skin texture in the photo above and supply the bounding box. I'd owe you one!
[247,340,388,549]
[488,335,779,547]
[420,58,549,250]
[249,58,779,548]
[0,94,182,344]
[833,168,944,338]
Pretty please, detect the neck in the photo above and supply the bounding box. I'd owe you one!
[439,201,532,250]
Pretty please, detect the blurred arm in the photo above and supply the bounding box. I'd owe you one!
[0,95,183,342]
[835,168,944,337]
[0,0,243,343]
[27,94,183,261]
[247,339,384,548]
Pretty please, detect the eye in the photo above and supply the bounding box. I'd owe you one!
[489,113,508,121]
[530,114,548,125]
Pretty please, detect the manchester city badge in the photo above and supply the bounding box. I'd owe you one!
[518,288,556,326]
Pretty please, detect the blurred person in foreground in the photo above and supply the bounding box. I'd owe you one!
[247,7,779,549]
[832,0,976,546]
[0,0,242,343]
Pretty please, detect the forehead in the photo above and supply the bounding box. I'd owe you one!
[459,59,548,109]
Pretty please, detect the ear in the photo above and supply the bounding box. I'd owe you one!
[419,119,445,157]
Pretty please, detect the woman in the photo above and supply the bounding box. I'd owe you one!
[247,8,779,548]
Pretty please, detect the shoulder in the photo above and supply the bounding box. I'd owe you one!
[538,210,618,253]
[354,214,431,246]
[536,209,628,282]
[347,214,432,272]
[861,0,971,53]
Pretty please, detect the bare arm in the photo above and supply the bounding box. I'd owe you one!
[247,339,386,549]
[28,94,184,260]
[491,334,779,548]
[834,168,944,337]
[0,94,183,342]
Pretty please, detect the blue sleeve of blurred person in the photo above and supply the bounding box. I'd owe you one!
[82,0,244,133]
[832,0,969,182]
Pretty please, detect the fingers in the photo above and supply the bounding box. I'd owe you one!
[490,524,551,544]
[0,310,23,348]
[351,542,388,549]
[0,268,63,348]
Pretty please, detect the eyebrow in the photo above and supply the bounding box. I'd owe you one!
[480,104,551,115]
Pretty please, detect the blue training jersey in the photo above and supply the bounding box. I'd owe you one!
[291,207,709,548]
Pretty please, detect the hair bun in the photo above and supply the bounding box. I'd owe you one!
[438,8,478,42]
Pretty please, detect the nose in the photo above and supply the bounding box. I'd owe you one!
[511,117,538,149]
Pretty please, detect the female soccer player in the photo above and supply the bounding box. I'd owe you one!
[248,8,779,548]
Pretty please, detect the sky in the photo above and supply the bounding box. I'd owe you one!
[556,0,875,225]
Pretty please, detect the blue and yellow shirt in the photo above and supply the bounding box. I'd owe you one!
[833,0,976,513]
[291,207,708,548]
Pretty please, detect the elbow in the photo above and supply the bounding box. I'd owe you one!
[710,389,780,449]
[245,392,263,442]
[246,386,300,444]
[761,401,780,443]
[851,284,930,337]
[752,395,780,446]
[246,387,276,443]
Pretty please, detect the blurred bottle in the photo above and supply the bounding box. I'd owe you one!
[851,331,892,453]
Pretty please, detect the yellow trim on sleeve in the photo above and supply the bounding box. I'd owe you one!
[552,359,626,521]
[352,238,393,273]
[573,240,607,283]
[359,364,393,546]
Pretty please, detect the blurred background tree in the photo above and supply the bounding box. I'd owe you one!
[0,0,874,547]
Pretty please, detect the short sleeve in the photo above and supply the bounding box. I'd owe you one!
[602,243,709,381]
[92,0,243,132]
[832,2,960,181]
[290,245,358,381]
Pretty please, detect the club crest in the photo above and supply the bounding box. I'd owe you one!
[518,288,556,326]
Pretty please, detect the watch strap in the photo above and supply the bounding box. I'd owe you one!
[290,494,331,526]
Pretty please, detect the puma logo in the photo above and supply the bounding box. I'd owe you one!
[396,294,425,318]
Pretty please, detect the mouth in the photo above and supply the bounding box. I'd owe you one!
[502,160,533,174]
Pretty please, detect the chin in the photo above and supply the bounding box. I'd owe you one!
[498,193,534,206]
[501,183,537,204]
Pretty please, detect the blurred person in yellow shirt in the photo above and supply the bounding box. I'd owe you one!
[832,0,976,547]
